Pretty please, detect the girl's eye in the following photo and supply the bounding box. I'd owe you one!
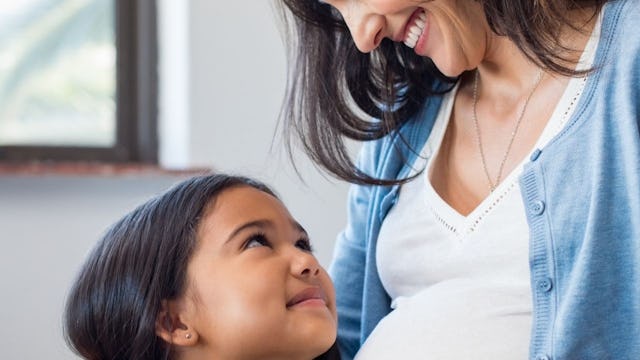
[245,234,270,249]
[295,238,313,252]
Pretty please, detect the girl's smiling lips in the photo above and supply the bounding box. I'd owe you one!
[287,287,327,308]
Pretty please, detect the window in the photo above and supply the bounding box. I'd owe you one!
[0,0,157,163]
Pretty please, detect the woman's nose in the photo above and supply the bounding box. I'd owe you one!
[329,1,386,53]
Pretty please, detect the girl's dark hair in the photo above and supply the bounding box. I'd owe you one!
[63,174,275,360]
[277,0,607,185]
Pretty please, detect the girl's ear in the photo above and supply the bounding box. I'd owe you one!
[155,299,199,347]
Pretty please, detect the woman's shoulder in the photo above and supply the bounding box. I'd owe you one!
[605,0,640,41]
[595,0,640,76]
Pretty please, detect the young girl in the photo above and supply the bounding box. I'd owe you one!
[64,174,339,360]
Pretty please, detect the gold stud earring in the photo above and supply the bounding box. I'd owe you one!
[185,333,192,339]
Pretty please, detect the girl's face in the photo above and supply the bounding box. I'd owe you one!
[322,0,489,77]
[179,186,337,359]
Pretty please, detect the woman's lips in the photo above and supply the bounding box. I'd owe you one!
[286,287,326,308]
[403,9,427,50]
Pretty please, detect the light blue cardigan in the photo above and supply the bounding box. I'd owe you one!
[329,0,640,359]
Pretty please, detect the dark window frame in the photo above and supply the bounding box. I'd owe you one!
[0,0,158,164]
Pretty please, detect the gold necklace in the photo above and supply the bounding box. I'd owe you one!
[471,69,544,192]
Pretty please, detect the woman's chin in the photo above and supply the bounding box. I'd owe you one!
[433,62,465,78]
[427,54,468,78]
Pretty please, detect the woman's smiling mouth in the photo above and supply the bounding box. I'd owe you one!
[404,9,427,49]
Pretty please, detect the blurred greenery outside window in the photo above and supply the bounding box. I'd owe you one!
[0,0,157,163]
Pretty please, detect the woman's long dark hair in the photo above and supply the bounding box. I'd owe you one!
[63,174,276,360]
[277,0,607,185]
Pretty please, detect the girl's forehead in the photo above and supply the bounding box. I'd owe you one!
[201,187,293,230]
[204,186,280,214]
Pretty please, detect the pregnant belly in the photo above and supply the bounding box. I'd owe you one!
[354,280,532,360]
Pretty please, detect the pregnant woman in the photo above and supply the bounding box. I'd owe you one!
[277,0,640,359]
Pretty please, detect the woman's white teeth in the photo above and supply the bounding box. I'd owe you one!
[404,12,427,49]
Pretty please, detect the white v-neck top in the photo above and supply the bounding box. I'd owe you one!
[354,14,601,360]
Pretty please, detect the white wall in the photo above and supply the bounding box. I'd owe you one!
[184,0,349,266]
[0,176,191,359]
[0,1,349,359]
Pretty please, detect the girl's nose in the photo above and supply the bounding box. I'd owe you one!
[326,1,386,53]
[291,250,321,278]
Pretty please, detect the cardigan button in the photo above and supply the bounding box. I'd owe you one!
[530,149,542,161]
[536,278,553,293]
[531,200,546,216]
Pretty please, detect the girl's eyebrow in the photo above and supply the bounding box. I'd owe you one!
[226,219,272,243]
[226,219,309,243]
[293,220,308,235]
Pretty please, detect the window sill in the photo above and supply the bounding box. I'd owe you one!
[0,161,211,177]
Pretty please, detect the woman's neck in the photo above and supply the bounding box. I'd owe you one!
[476,5,599,101]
